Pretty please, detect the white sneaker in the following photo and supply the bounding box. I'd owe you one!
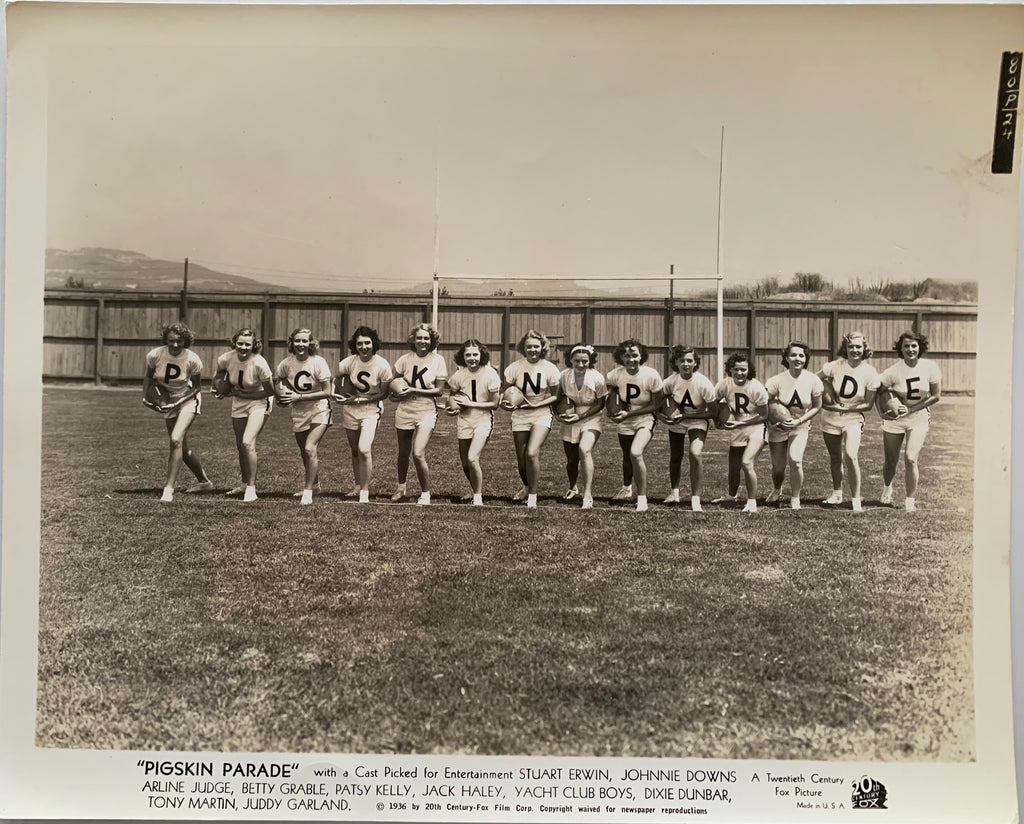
[358,490,370,503]
[472,494,483,506]
[612,484,633,501]
[711,493,737,504]
[563,487,580,501]
[742,499,758,513]
[526,493,538,509]
[299,490,313,506]
[790,497,801,511]
[766,488,781,504]
[184,480,214,494]
[691,496,703,512]
[581,497,594,510]
[663,490,680,504]
[851,498,863,513]
[417,492,431,506]
[636,496,648,513]
[391,484,407,502]
[880,486,893,505]
[242,486,258,503]
[512,486,529,502]
[225,484,246,497]
[822,490,843,505]
[160,487,174,503]
[904,498,916,513]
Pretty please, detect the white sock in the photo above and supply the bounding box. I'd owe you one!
[161,487,174,502]
[636,495,647,506]
[358,490,369,503]
[527,493,537,507]
[691,496,701,509]
[473,493,483,505]
[300,490,313,505]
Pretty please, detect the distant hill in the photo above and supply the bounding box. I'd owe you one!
[46,248,292,292]
[409,278,669,299]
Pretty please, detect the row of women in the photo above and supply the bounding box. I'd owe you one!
[143,322,940,512]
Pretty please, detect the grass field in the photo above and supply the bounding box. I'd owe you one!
[36,386,974,760]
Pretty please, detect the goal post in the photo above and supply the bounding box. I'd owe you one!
[431,272,726,383]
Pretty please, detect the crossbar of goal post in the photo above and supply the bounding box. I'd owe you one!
[431,272,726,383]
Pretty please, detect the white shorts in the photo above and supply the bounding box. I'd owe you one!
[457,414,493,440]
[166,393,201,420]
[561,414,603,444]
[881,408,930,435]
[666,418,710,436]
[341,401,383,431]
[231,396,274,419]
[820,409,865,436]
[615,413,656,437]
[767,421,811,444]
[289,402,332,433]
[395,404,438,431]
[510,406,553,432]
[729,422,765,448]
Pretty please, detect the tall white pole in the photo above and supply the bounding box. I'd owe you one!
[432,156,441,331]
[716,125,726,384]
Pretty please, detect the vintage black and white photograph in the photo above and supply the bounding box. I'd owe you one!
[2,3,1020,821]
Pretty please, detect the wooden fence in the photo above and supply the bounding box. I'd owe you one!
[43,289,978,392]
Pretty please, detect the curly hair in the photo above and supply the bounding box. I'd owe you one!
[563,342,598,369]
[287,327,320,356]
[725,351,755,379]
[161,321,194,348]
[231,327,263,355]
[669,344,701,371]
[780,340,811,368]
[612,338,649,366]
[407,322,440,352]
[348,325,381,355]
[893,330,929,357]
[454,339,491,367]
[837,330,873,360]
[516,329,551,358]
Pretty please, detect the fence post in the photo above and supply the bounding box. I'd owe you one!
[261,297,271,351]
[830,309,839,357]
[501,303,511,373]
[94,297,104,385]
[747,303,758,367]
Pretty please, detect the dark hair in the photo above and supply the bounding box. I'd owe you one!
[563,342,598,368]
[348,325,381,355]
[780,340,811,368]
[613,338,649,366]
[231,327,262,355]
[455,339,491,367]
[893,330,929,357]
[837,330,873,360]
[287,327,320,356]
[407,322,440,351]
[161,321,194,348]
[516,329,551,358]
[669,344,701,371]
[725,351,755,379]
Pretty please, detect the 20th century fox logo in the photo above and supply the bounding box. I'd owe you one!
[851,776,888,809]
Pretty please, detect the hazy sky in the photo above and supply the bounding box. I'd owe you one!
[42,4,1022,291]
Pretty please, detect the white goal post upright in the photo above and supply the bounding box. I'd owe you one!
[429,126,728,381]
